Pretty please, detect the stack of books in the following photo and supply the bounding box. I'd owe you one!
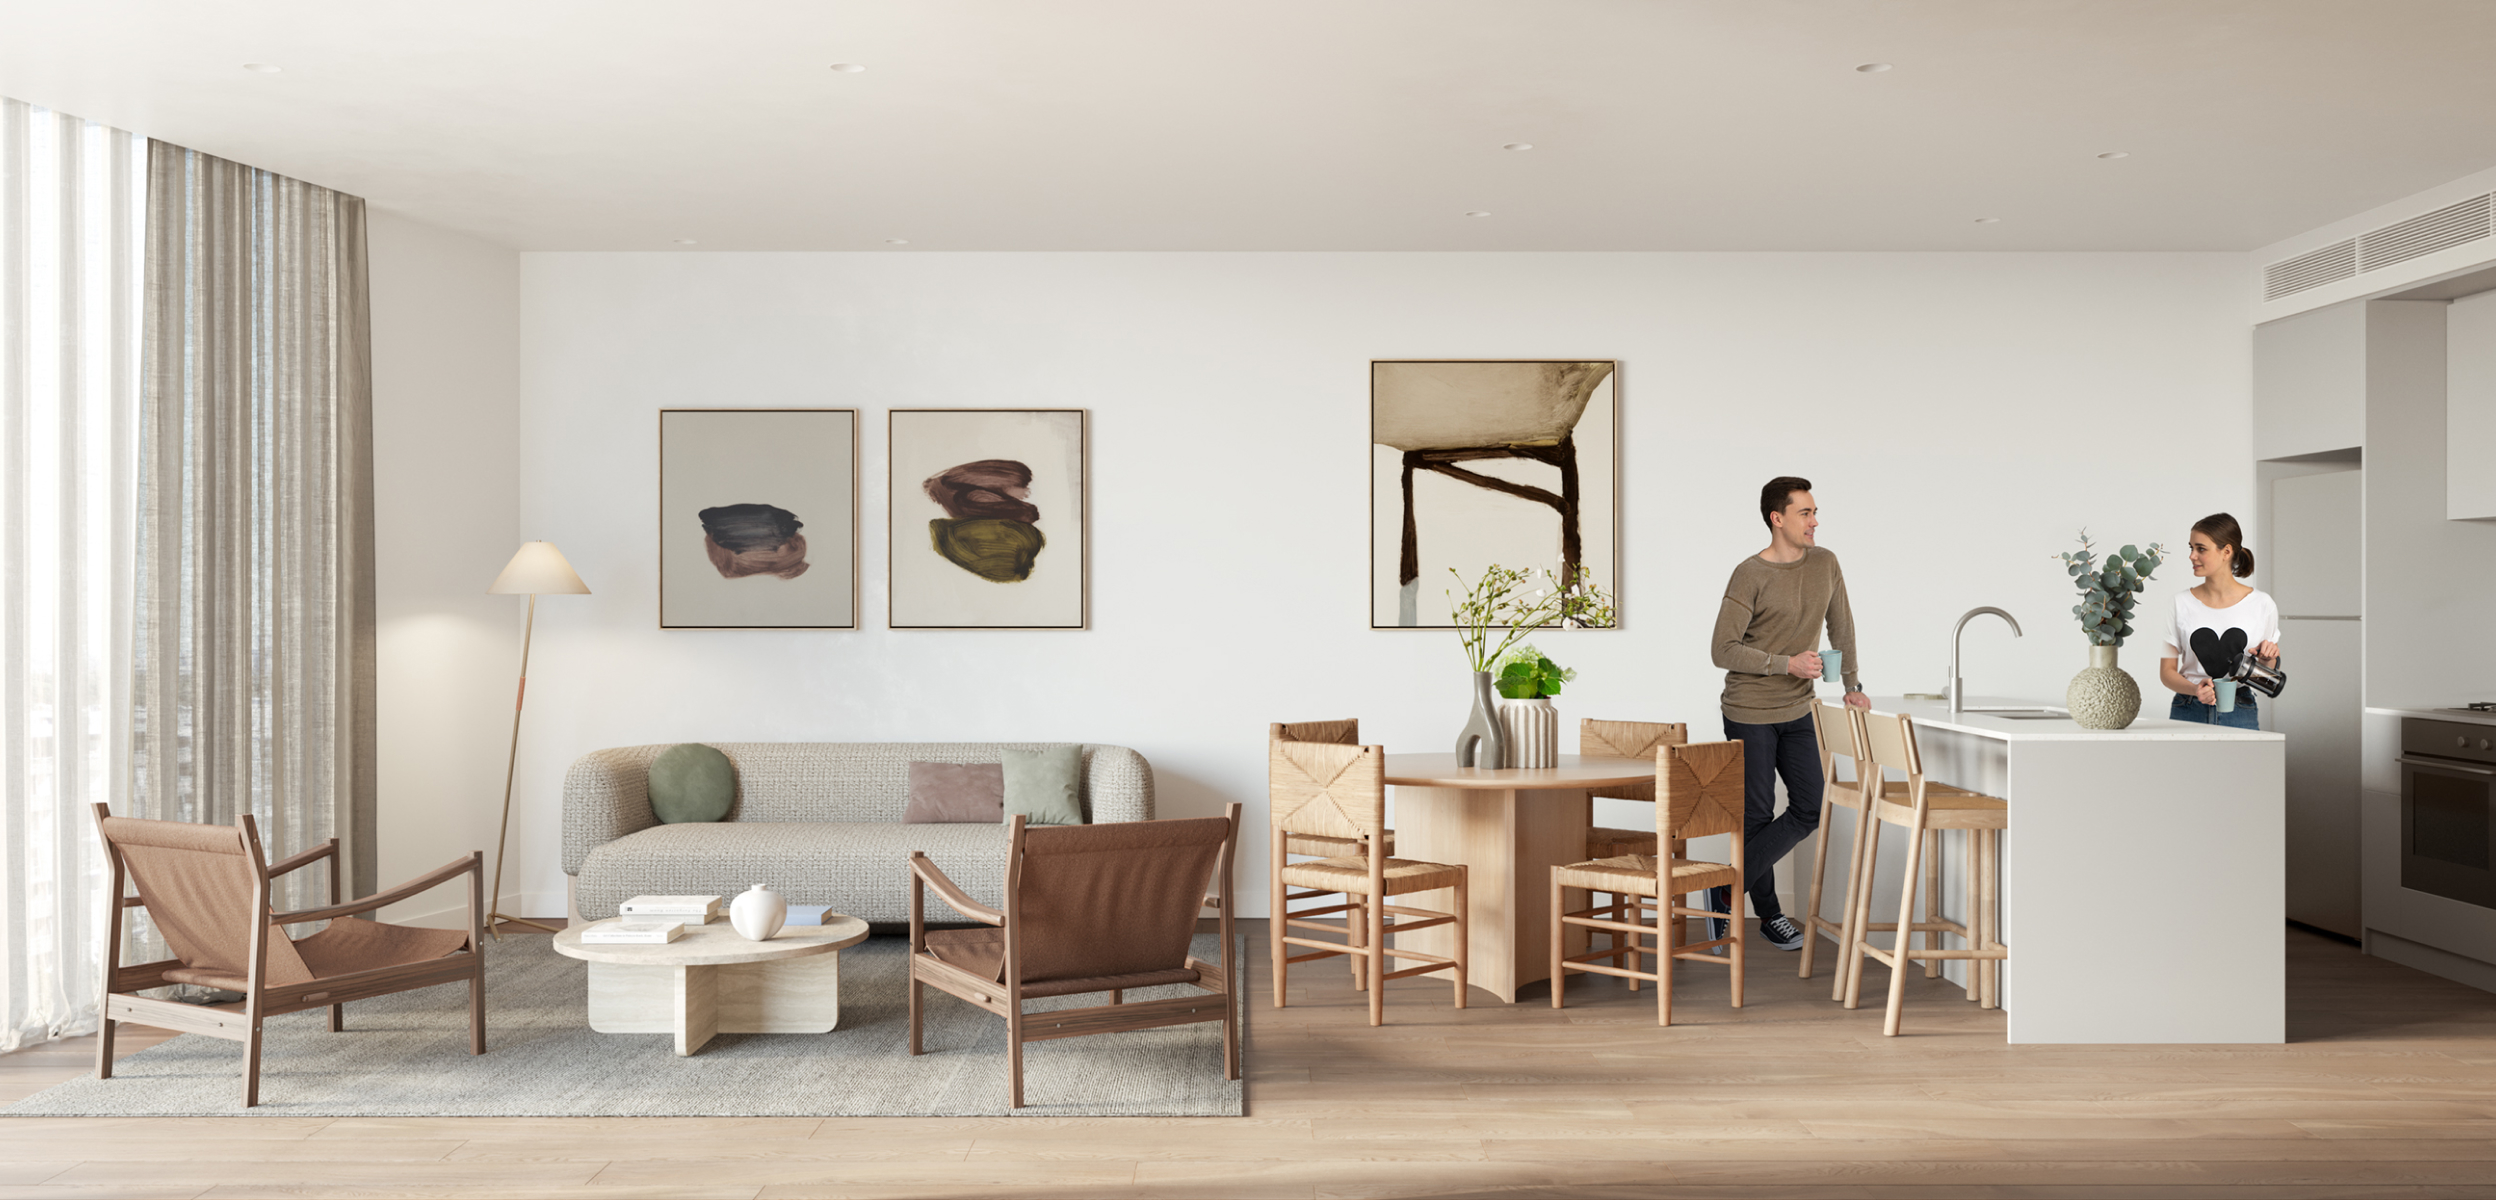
[618,894,722,923]
[581,920,683,945]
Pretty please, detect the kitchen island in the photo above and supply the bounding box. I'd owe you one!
[1826,697,2285,1043]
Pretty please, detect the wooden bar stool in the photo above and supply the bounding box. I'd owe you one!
[1549,740,1746,1026]
[1843,711,2009,1035]
[1795,701,1876,989]
[1268,738,1468,1026]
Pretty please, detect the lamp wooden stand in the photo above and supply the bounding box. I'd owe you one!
[487,541,591,939]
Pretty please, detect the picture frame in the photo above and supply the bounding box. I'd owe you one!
[1370,360,1620,629]
[888,408,1089,630]
[658,408,858,629]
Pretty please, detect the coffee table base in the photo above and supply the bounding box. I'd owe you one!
[587,952,843,1056]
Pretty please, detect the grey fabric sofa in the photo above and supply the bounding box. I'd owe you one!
[562,742,1154,924]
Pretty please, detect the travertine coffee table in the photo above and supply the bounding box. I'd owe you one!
[554,915,870,1056]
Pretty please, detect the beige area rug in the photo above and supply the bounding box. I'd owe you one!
[6,933,1244,1118]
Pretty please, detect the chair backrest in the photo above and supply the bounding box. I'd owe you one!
[1581,719,1686,802]
[92,810,317,986]
[1268,739,1385,841]
[1271,718,1360,746]
[1811,702,1868,785]
[1010,813,1235,985]
[1656,741,1746,840]
[1858,710,1923,780]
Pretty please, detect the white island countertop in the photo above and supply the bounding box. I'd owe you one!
[2366,704,2496,727]
[1868,695,2283,742]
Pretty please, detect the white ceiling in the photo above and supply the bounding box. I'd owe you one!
[8,1,2496,252]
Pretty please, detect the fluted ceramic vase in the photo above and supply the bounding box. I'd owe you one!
[2066,643,2142,730]
[1455,671,1510,768]
[1500,696,1559,768]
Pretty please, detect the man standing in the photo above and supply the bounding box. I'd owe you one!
[1706,476,1868,951]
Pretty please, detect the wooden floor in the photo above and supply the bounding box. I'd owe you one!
[3,922,2493,1199]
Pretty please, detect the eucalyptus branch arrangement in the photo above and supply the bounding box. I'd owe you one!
[2057,530,2165,647]
[1447,562,1618,673]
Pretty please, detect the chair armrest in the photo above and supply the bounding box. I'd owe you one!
[909,852,1004,926]
[561,747,666,875]
[272,853,480,925]
[1083,745,1154,823]
[267,839,338,880]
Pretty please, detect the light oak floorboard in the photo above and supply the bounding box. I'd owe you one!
[1,925,2493,1198]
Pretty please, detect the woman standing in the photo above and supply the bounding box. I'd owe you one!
[2159,512,2280,729]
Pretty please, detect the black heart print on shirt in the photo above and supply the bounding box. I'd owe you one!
[2189,626,2248,678]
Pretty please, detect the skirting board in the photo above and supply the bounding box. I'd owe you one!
[2367,927,2496,996]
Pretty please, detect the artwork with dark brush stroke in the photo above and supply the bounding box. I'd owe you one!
[924,460,1045,582]
[699,502,811,580]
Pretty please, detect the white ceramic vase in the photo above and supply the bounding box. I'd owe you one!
[729,883,787,941]
[1499,696,1559,768]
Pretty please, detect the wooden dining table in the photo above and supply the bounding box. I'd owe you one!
[1382,753,1661,1003]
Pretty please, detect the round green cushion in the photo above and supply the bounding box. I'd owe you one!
[648,744,736,823]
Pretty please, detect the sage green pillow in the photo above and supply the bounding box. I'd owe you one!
[1000,746,1086,826]
[648,743,736,824]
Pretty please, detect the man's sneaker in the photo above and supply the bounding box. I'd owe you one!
[1760,914,1806,951]
[1703,885,1733,950]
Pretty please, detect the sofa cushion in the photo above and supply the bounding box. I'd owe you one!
[1001,745,1086,826]
[904,761,1005,824]
[574,821,1011,925]
[648,743,737,824]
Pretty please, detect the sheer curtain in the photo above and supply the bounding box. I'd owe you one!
[131,141,377,938]
[0,99,144,1051]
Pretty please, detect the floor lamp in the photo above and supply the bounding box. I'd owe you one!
[487,541,591,938]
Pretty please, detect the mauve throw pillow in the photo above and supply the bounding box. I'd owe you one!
[905,761,1006,824]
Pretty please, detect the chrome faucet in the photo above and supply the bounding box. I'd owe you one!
[1949,607,2023,714]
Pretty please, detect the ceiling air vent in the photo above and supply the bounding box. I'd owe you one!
[2265,239,2356,301]
[2357,194,2492,272]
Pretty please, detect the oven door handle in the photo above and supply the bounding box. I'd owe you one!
[2399,755,2496,776]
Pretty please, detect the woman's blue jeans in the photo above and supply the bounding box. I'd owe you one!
[2170,692,2259,729]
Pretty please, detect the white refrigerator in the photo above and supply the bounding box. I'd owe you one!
[2271,469,2364,939]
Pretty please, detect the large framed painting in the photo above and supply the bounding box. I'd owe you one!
[888,408,1087,629]
[1371,360,1618,628]
[659,408,857,629]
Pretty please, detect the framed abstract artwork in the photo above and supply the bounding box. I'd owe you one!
[659,408,857,629]
[888,408,1088,629]
[1371,360,1619,628]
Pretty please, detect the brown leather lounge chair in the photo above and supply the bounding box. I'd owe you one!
[907,805,1241,1109]
[90,805,487,1106]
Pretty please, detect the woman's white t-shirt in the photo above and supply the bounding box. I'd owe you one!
[2163,588,2281,684]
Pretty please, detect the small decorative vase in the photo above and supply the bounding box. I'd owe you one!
[1454,671,1510,768]
[729,883,787,941]
[2066,644,2142,730]
[1499,696,1559,768]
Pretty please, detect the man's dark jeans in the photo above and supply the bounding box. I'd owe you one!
[1704,712,1822,924]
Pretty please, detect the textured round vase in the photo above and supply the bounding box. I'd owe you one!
[2067,644,2142,730]
[729,883,787,941]
[1499,697,1559,768]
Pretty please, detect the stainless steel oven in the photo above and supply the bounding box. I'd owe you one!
[2402,719,2496,910]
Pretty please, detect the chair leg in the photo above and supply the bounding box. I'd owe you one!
[1109,989,1124,1005]
[1349,899,1368,990]
[468,969,485,1055]
[330,1003,345,1033]
[1799,798,1834,980]
[1549,874,1566,1010]
[241,1019,264,1108]
[909,973,925,1055]
[1222,983,1240,1081]
[1269,888,1289,1010]
[1729,896,1746,1009]
[1450,869,1468,1010]
[1367,890,1385,1027]
[94,1017,115,1080]
[1922,829,1943,980]
[1658,900,1675,1027]
[1007,1008,1026,1108]
[1961,830,1979,1002]
[1884,819,1929,1037]
[1981,828,2002,1011]
[1843,816,1879,1010]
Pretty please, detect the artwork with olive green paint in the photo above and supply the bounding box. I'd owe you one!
[888,409,1086,628]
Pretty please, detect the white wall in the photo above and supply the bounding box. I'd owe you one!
[367,210,525,924]
[504,251,2251,912]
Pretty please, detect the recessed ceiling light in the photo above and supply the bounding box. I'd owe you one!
[2097,151,2131,159]
[672,238,697,245]
[885,238,909,245]
[1464,211,1492,218]
[828,63,867,73]
[1855,63,1892,73]
[1974,217,2002,224]
[242,63,282,74]
[1503,142,1533,151]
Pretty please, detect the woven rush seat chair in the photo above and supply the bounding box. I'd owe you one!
[1270,720,1398,990]
[1842,711,2010,1036]
[90,806,486,1107]
[907,807,1241,1109]
[1269,737,1467,1026]
[1550,740,1747,1025]
[1578,719,1689,980]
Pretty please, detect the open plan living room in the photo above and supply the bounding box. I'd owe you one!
[7,3,2496,1197]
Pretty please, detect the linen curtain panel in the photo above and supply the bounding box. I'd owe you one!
[131,141,377,952]
[0,99,143,1052]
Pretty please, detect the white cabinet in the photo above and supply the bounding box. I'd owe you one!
[2449,289,2496,520]
[2254,300,2366,462]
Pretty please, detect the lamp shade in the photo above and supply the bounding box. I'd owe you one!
[489,541,591,595]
